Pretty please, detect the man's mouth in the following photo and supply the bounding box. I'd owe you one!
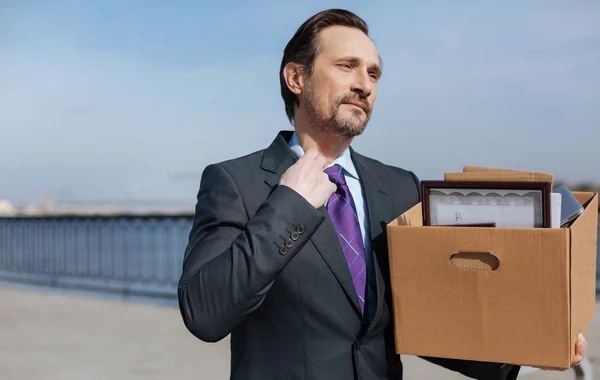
[343,101,366,112]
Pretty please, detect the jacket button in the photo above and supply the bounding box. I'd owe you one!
[291,231,299,241]
[296,225,305,234]
[356,340,363,350]
[285,239,293,248]
[279,246,288,255]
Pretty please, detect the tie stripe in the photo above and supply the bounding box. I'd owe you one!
[324,164,367,314]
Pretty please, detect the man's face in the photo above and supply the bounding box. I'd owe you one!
[301,26,381,138]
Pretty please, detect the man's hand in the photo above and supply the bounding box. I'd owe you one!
[279,149,337,209]
[572,333,588,367]
[535,333,588,371]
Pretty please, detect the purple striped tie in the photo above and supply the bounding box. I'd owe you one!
[324,164,367,313]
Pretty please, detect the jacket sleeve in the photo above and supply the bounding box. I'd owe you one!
[419,357,520,380]
[177,163,325,342]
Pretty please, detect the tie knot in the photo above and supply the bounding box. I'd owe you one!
[323,164,346,187]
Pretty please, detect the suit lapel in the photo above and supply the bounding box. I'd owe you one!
[261,132,393,321]
[350,149,390,330]
[261,131,298,190]
[308,148,392,321]
[309,210,363,315]
[261,131,364,317]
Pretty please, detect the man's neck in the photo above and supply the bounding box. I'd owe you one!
[293,123,353,166]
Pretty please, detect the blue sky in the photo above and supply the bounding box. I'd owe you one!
[1,1,599,207]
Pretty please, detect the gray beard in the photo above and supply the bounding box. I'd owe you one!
[303,91,369,139]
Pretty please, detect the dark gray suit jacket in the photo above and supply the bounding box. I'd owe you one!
[178,130,521,380]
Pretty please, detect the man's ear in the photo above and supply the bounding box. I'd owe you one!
[283,62,304,95]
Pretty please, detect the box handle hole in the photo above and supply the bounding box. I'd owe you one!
[449,252,500,271]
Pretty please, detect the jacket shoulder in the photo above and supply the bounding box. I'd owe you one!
[355,153,420,187]
[202,149,265,176]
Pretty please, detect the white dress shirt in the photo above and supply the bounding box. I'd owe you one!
[287,132,372,257]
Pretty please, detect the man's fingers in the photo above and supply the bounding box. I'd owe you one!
[303,149,319,160]
[577,333,587,353]
[314,155,326,169]
[302,149,326,168]
[329,181,337,192]
[572,333,585,367]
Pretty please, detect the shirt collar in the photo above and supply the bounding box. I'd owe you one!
[288,131,359,179]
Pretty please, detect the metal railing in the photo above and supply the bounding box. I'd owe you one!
[0,214,194,300]
[0,214,596,379]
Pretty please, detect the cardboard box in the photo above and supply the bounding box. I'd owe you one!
[449,166,554,184]
[386,191,598,369]
[444,171,553,183]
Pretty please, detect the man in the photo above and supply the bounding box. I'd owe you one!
[178,8,586,380]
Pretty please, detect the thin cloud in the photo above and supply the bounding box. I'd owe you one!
[0,2,598,205]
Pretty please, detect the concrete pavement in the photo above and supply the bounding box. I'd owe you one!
[1,286,597,379]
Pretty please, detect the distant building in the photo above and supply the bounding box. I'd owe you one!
[5,201,193,217]
[0,200,15,216]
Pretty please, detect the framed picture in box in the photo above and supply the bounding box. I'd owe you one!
[421,180,552,228]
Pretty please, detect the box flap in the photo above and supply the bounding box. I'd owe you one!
[389,202,423,227]
[569,192,598,355]
[444,171,553,183]
[463,165,519,172]
[463,165,553,177]
[573,192,596,207]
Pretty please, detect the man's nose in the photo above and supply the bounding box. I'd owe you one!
[350,71,373,98]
